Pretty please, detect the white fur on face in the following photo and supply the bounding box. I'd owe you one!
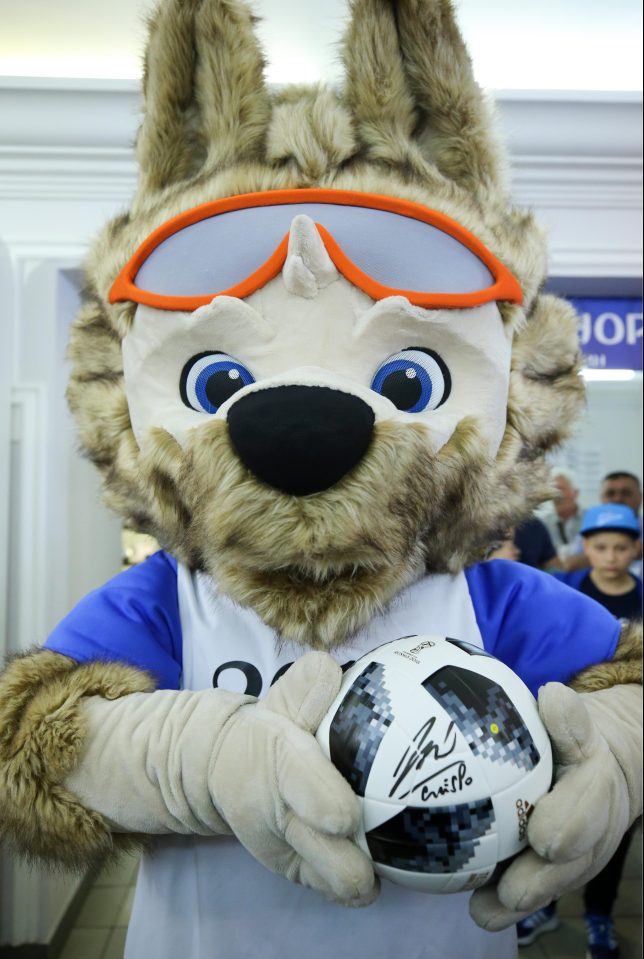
[122,215,512,458]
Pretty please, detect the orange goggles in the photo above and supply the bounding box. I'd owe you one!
[109,189,522,312]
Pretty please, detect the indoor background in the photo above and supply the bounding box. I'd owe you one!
[0,1,641,956]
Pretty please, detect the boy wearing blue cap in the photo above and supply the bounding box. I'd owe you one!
[517,503,642,955]
[558,503,642,624]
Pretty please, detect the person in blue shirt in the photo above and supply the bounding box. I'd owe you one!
[558,504,642,624]
[513,517,560,571]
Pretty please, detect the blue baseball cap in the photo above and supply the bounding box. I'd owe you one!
[580,504,641,538]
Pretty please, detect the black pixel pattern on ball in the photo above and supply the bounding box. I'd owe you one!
[328,662,394,797]
[422,666,540,771]
[366,799,495,873]
[445,637,496,658]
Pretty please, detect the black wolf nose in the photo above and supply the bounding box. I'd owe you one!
[227,385,375,495]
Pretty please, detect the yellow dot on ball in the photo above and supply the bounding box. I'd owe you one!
[490,723,499,734]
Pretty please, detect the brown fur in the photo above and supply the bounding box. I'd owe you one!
[570,621,643,693]
[104,415,555,650]
[0,650,154,867]
[267,86,358,182]
[344,0,507,193]
[342,0,428,173]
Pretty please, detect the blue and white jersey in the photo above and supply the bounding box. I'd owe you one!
[44,555,620,959]
[45,552,620,698]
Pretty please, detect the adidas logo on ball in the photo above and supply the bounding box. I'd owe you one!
[516,798,534,842]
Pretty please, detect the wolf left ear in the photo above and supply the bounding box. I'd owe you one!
[136,0,270,197]
[341,0,506,195]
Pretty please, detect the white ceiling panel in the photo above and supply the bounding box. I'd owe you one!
[0,0,641,91]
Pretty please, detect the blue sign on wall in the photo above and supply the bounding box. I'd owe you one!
[570,298,643,371]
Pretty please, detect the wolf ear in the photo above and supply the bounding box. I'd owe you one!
[136,0,270,196]
[341,0,505,194]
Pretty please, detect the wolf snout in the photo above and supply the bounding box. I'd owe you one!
[226,385,375,496]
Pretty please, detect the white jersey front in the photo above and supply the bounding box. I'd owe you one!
[124,566,517,959]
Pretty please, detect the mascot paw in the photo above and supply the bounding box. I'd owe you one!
[470,681,641,930]
[213,652,379,904]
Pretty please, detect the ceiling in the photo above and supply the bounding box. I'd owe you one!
[0,0,642,91]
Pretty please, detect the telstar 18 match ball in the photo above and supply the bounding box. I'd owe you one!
[316,636,553,894]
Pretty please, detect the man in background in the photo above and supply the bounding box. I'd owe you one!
[602,471,643,516]
[538,467,583,563]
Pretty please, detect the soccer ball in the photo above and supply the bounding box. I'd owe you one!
[316,635,553,894]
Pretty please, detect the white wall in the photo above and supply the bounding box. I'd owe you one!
[0,78,641,946]
[550,377,643,508]
[0,247,122,952]
[1,263,125,947]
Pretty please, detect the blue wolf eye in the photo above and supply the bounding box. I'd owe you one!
[180,352,255,413]
[371,348,451,412]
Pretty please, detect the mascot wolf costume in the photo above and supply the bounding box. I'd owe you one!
[1,2,641,958]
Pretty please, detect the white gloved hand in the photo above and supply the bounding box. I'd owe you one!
[66,652,377,906]
[470,682,642,930]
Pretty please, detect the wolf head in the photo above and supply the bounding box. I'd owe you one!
[68,0,583,647]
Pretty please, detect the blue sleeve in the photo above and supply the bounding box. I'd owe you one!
[465,560,621,697]
[43,551,182,690]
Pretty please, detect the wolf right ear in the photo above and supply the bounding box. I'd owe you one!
[136,0,271,197]
[341,0,506,196]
